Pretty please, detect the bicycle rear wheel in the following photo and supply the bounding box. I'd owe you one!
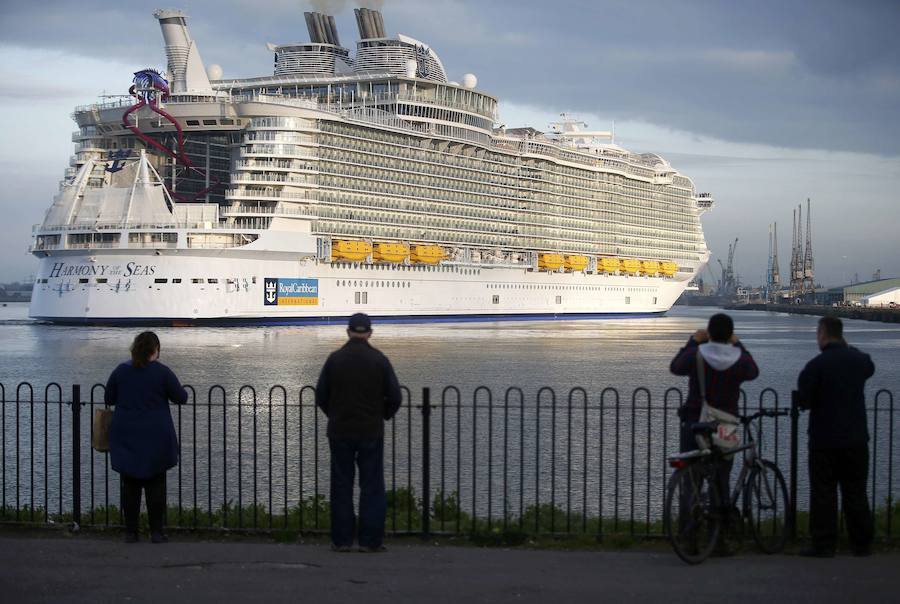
[664,465,722,564]
[744,459,789,554]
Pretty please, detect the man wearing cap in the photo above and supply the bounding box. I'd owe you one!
[315,313,402,552]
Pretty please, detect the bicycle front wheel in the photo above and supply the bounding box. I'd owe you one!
[744,459,789,554]
[664,465,722,564]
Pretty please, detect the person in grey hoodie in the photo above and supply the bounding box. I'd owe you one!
[670,313,760,528]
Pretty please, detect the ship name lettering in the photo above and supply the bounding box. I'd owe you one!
[124,262,157,277]
[47,262,156,279]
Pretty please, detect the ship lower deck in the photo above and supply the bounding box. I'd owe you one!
[29,250,692,325]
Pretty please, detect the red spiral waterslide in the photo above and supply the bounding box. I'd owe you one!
[121,92,220,202]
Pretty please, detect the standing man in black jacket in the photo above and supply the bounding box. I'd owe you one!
[797,316,875,557]
[316,313,402,552]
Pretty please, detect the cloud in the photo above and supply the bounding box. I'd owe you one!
[0,0,897,153]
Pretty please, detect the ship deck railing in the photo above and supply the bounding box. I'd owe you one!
[73,95,687,186]
[33,221,270,235]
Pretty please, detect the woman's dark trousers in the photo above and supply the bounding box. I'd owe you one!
[329,439,386,548]
[122,473,167,535]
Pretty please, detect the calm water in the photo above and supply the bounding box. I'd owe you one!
[1,302,898,523]
[1,302,898,396]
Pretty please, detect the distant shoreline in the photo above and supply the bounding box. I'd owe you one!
[726,303,900,324]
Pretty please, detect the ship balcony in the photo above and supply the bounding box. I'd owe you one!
[695,193,715,209]
[230,174,316,186]
[238,149,318,162]
[225,189,317,203]
[235,160,317,172]
[220,202,313,218]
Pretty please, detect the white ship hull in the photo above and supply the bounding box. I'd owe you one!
[30,244,693,325]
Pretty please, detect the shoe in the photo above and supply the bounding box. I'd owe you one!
[124,532,139,544]
[330,544,353,553]
[150,532,169,544]
[798,546,835,558]
[358,544,387,553]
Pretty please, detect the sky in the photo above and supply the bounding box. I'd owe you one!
[0,0,898,287]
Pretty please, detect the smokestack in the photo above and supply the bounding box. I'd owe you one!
[304,13,318,42]
[354,9,367,39]
[356,8,385,39]
[153,9,212,94]
[364,9,378,39]
[306,12,339,44]
[314,13,327,44]
[373,10,386,38]
[326,15,340,47]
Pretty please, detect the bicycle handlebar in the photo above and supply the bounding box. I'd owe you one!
[740,409,791,424]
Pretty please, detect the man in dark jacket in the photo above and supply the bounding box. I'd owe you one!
[316,313,402,552]
[797,316,875,557]
[670,313,759,545]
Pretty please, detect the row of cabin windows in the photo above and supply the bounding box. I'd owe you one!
[490,295,658,305]
[74,277,258,285]
[487,284,658,292]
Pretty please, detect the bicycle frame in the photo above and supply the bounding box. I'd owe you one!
[670,411,782,511]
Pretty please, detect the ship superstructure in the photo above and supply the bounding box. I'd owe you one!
[30,7,712,324]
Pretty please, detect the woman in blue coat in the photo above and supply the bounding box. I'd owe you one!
[106,331,187,543]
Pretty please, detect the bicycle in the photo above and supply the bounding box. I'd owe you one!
[663,408,791,564]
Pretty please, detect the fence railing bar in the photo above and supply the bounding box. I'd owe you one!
[0,382,897,543]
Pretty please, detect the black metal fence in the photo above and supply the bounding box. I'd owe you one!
[0,382,896,541]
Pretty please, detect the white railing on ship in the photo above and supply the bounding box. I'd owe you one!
[226,190,315,201]
[34,222,244,233]
[221,204,313,216]
[234,91,495,120]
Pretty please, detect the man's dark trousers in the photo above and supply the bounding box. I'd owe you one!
[329,438,386,548]
[809,446,873,552]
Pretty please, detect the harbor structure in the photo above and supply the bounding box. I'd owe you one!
[765,222,781,303]
[817,277,900,306]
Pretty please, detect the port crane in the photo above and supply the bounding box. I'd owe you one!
[716,238,739,297]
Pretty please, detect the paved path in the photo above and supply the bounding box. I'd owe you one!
[0,533,897,603]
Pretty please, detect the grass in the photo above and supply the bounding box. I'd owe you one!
[3,494,899,551]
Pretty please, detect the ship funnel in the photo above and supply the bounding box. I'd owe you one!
[153,9,213,95]
[304,11,341,46]
[355,8,386,40]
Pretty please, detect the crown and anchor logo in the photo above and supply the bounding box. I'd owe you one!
[105,149,132,173]
[264,279,278,305]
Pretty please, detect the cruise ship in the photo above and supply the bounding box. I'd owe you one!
[29,7,713,325]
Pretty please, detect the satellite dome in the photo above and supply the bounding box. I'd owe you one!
[206,64,223,81]
[462,73,477,89]
[404,59,417,78]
